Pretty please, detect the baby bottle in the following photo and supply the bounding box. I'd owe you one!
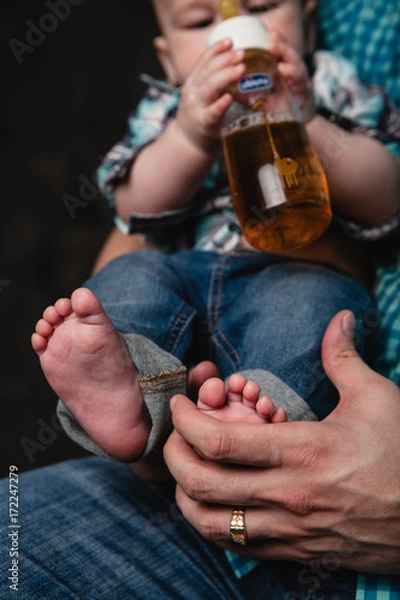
[208,1,332,252]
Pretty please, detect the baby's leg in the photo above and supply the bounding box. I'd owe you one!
[197,374,287,424]
[32,287,150,461]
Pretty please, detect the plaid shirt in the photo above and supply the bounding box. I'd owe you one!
[356,575,400,600]
[97,51,400,597]
[318,0,400,108]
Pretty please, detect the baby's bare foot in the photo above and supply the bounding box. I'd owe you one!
[197,374,287,424]
[31,287,150,461]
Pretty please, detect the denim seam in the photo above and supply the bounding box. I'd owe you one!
[208,254,241,371]
[163,303,195,355]
[138,366,187,392]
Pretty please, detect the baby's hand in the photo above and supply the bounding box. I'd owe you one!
[176,39,246,152]
[269,31,315,123]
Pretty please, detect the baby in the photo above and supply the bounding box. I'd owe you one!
[33,0,399,472]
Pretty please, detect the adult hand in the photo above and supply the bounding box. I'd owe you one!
[164,310,400,574]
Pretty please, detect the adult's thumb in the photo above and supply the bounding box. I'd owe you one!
[321,310,374,399]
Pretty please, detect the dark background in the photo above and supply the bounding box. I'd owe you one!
[0,0,163,477]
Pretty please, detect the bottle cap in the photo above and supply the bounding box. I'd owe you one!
[207,16,270,50]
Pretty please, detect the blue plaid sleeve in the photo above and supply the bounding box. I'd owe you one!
[374,250,400,385]
[318,0,400,108]
[356,574,400,599]
[316,1,400,243]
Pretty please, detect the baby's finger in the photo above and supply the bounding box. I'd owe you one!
[203,93,233,127]
[202,61,245,105]
[192,37,235,77]
[198,37,237,64]
[191,54,245,103]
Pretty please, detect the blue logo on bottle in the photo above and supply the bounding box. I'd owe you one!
[238,73,272,94]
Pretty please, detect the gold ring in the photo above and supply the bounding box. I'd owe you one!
[230,508,246,545]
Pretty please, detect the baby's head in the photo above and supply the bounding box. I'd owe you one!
[151,0,318,84]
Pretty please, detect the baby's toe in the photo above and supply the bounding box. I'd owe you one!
[270,406,288,423]
[242,380,261,407]
[226,374,248,403]
[43,305,64,326]
[255,395,275,420]
[198,377,226,410]
[54,297,74,318]
[35,318,54,337]
[31,332,48,354]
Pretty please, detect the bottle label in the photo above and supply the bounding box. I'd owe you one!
[238,73,272,94]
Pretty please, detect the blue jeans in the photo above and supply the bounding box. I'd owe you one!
[86,248,374,420]
[12,249,371,597]
[0,457,357,599]
[56,248,375,460]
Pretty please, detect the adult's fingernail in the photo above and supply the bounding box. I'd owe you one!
[170,396,177,411]
[342,311,355,338]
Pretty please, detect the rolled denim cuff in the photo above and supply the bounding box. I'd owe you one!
[236,369,317,421]
[56,350,315,462]
[57,333,187,461]
[123,333,187,455]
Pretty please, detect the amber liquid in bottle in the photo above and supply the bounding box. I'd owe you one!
[222,116,332,252]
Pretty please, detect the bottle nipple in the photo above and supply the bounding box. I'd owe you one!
[218,0,240,20]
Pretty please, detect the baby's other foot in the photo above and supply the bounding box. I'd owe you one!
[32,287,150,461]
[197,374,287,424]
